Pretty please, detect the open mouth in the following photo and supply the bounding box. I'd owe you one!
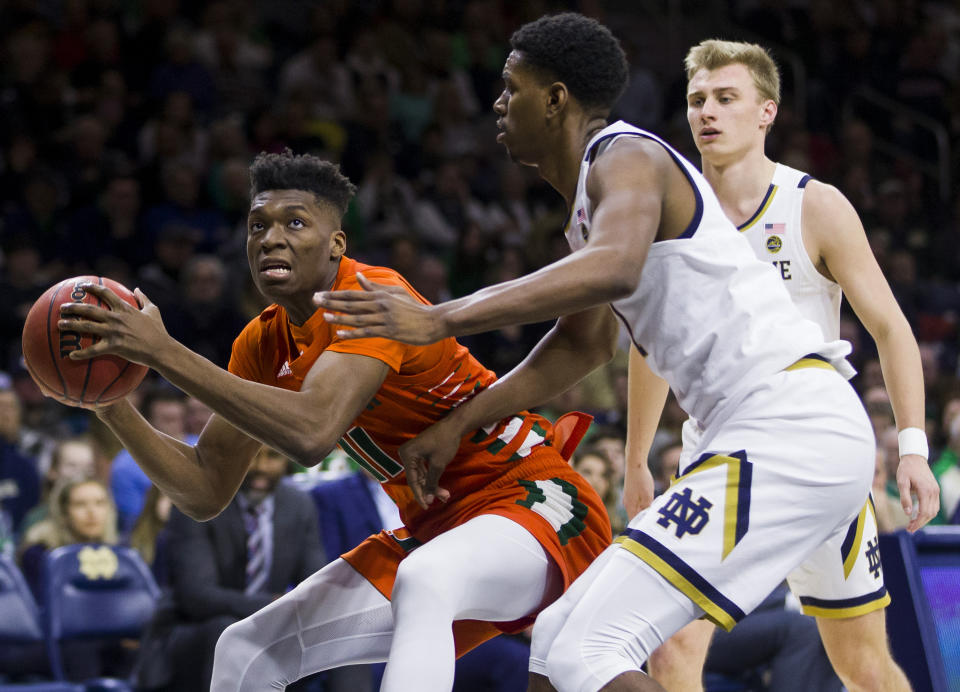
[260,259,292,278]
[700,128,720,139]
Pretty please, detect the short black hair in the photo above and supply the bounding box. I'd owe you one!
[249,150,357,218]
[510,13,628,113]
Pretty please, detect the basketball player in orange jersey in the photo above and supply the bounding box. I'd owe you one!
[48,151,612,691]
[636,39,938,692]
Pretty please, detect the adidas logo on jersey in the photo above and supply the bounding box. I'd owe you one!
[277,361,293,378]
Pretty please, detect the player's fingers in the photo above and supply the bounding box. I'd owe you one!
[67,343,109,360]
[918,485,940,523]
[402,455,429,510]
[78,282,125,309]
[58,317,107,337]
[322,311,384,327]
[133,287,152,309]
[336,326,392,340]
[59,302,110,321]
[897,476,914,514]
[314,290,381,308]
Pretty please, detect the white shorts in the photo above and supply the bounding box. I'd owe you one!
[624,362,878,630]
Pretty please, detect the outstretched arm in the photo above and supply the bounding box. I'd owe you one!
[623,346,670,519]
[57,283,389,518]
[400,305,619,508]
[315,140,667,344]
[806,182,939,531]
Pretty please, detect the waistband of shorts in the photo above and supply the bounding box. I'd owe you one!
[784,353,836,373]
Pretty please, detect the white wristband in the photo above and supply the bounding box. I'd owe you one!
[898,427,928,460]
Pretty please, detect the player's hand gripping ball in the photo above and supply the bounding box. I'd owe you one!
[21,276,148,406]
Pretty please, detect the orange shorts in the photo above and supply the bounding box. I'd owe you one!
[341,445,612,657]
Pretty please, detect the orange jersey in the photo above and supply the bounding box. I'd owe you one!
[229,256,569,533]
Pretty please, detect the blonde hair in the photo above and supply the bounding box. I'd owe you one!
[684,39,781,105]
[20,478,118,554]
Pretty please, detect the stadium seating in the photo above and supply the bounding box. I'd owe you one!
[0,555,83,691]
[0,554,44,647]
[40,545,160,689]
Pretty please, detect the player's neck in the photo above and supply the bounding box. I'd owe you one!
[538,116,608,206]
[701,150,776,225]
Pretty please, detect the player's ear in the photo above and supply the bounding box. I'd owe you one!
[759,99,777,130]
[546,82,568,117]
[329,229,346,260]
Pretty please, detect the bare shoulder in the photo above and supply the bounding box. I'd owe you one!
[802,180,861,228]
[587,136,671,193]
[800,178,875,278]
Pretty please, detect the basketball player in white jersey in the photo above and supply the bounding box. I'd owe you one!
[636,39,939,692]
[317,13,901,691]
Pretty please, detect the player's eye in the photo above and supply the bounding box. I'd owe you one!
[249,221,264,232]
[289,218,305,229]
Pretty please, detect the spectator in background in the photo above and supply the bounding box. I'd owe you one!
[18,478,119,597]
[20,435,97,534]
[63,172,151,274]
[194,1,272,117]
[651,441,682,497]
[16,477,131,681]
[571,443,625,536]
[164,254,247,367]
[111,387,189,533]
[148,25,214,117]
[0,377,40,535]
[931,413,960,523]
[184,395,213,439]
[0,235,50,374]
[1,168,69,276]
[144,161,227,253]
[128,485,173,586]
[136,223,201,318]
[133,445,325,692]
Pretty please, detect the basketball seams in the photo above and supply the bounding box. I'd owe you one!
[43,279,73,402]
[96,361,135,404]
[25,274,147,406]
[77,276,103,404]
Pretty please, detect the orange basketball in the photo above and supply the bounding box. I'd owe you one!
[21,276,148,406]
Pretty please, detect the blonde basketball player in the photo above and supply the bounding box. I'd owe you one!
[635,39,940,692]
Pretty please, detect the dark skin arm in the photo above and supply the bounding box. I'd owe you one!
[56,284,389,520]
[315,138,684,344]
[400,305,620,508]
[392,139,693,505]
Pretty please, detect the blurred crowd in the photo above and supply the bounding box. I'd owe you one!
[0,0,959,686]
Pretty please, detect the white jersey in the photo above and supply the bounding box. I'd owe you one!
[565,122,852,427]
[737,163,842,340]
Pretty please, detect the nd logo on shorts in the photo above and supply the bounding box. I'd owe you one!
[656,451,753,559]
[657,488,712,537]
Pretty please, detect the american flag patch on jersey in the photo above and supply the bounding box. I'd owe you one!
[764,222,786,234]
[576,208,586,224]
